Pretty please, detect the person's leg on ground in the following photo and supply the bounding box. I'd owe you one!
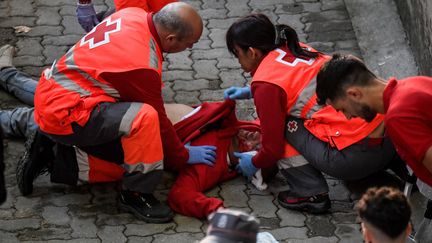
[285,117,395,180]
[0,107,37,138]
[277,154,330,214]
[0,45,37,106]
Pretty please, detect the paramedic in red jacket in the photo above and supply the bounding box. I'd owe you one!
[76,0,177,32]
[223,14,396,214]
[22,3,218,223]
[316,53,432,187]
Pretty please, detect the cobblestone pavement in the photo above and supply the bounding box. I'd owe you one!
[0,0,424,242]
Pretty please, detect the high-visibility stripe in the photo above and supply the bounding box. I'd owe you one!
[149,38,159,69]
[277,155,309,169]
[75,147,90,182]
[289,76,321,119]
[64,47,121,99]
[122,159,163,174]
[118,102,143,136]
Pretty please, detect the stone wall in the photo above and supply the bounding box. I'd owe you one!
[394,0,432,76]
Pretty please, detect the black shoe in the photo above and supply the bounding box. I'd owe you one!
[16,130,55,196]
[120,190,173,223]
[278,191,331,214]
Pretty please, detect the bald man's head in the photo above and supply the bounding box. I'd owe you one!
[154,2,203,53]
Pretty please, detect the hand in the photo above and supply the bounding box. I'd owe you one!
[76,3,100,32]
[234,152,258,180]
[223,86,252,100]
[186,144,217,166]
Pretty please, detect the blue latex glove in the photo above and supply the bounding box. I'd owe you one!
[234,152,258,180]
[76,3,100,32]
[186,144,217,166]
[223,86,252,100]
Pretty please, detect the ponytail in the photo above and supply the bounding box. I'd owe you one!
[275,24,320,59]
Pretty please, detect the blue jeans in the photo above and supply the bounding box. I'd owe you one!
[0,67,37,138]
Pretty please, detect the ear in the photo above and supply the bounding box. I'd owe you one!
[165,34,177,43]
[361,222,372,243]
[248,47,263,59]
[346,87,363,101]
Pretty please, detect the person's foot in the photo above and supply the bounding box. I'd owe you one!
[278,191,331,214]
[120,190,174,223]
[0,44,14,70]
[16,130,55,196]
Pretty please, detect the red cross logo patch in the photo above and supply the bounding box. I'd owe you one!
[80,17,121,49]
[287,120,298,133]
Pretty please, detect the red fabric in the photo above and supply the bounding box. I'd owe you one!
[168,101,260,218]
[383,77,432,186]
[114,0,177,12]
[251,82,287,168]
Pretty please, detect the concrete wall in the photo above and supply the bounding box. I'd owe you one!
[394,0,432,76]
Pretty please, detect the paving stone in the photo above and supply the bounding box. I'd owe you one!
[227,2,251,18]
[305,20,353,33]
[15,196,42,218]
[306,214,336,237]
[166,51,193,70]
[174,215,203,233]
[9,0,34,16]
[220,184,248,207]
[19,227,73,241]
[50,193,92,207]
[258,217,280,230]
[199,9,227,19]
[97,225,127,243]
[250,0,294,8]
[193,39,212,50]
[193,60,219,79]
[202,0,225,9]
[124,223,176,237]
[59,5,78,16]
[16,37,43,56]
[334,223,363,243]
[334,39,358,50]
[13,55,45,67]
[35,0,76,6]
[62,16,86,35]
[219,69,247,88]
[36,7,61,26]
[173,79,210,91]
[277,14,304,34]
[192,48,231,59]
[307,30,356,42]
[42,35,81,46]
[42,206,70,226]
[96,213,135,226]
[277,208,306,227]
[127,236,153,243]
[174,90,200,105]
[267,226,308,241]
[249,195,278,218]
[208,18,238,29]
[321,0,346,11]
[20,25,63,37]
[328,180,351,201]
[0,218,40,231]
[332,212,358,224]
[287,236,339,243]
[162,83,175,103]
[199,89,224,102]
[44,239,100,243]
[162,70,194,82]
[275,3,304,14]
[302,10,350,22]
[217,57,241,69]
[70,217,98,238]
[0,17,36,27]
[209,28,226,48]
[43,45,68,64]
[0,208,14,219]
[0,231,19,242]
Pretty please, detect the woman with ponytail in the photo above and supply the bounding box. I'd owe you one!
[224,13,396,214]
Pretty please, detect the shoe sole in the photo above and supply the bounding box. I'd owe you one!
[16,131,37,196]
[278,198,330,214]
[119,202,174,223]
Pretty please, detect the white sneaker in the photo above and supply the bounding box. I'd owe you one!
[0,44,15,69]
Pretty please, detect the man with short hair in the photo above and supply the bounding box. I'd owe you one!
[316,53,432,187]
[356,187,412,243]
[6,2,217,223]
